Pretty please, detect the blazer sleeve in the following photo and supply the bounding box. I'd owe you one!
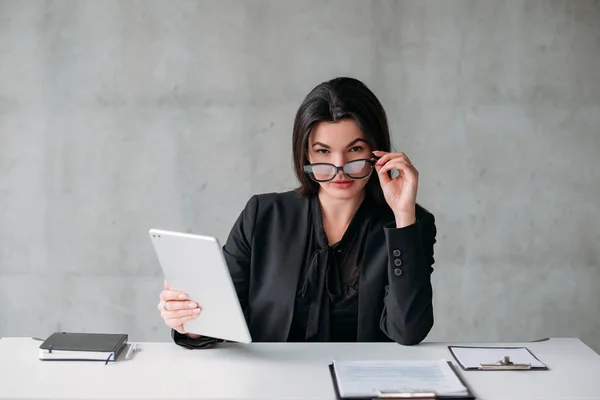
[172,195,258,349]
[379,212,437,345]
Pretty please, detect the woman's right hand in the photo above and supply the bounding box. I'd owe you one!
[158,280,202,337]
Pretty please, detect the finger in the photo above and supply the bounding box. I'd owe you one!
[174,326,187,334]
[373,151,412,167]
[373,150,411,163]
[381,160,419,180]
[381,159,417,174]
[380,159,411,173]
[375,163,392,186]
[160,290,188,301]
[162,308,202,320]
[164,280,169,290]
[399,152,413,165]
[165,300,199,312]
[174,315,197,327]
[373,151,393,166]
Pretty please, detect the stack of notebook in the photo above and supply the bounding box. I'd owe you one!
[38,332,129,362]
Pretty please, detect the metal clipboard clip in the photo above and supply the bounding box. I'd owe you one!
[479,355,532,370]
[375,391,437,399]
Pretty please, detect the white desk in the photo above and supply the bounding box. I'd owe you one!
[1,337,599,400]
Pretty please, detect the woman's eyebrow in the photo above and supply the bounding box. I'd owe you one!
[346,138,367,147]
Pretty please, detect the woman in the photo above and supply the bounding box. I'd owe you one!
[157,77,437,348]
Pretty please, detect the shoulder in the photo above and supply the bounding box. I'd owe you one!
[232,190,311,239]
[252,189,306,207]
[240,189,310,219]
[228,190,309,241]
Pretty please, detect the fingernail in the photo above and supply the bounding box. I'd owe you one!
[193,308,201,314]
[178,294,188,300]
[188,302,197,308]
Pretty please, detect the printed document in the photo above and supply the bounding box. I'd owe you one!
[332,359,468,397]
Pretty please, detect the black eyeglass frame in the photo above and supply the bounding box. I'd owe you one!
[302,158,377,182]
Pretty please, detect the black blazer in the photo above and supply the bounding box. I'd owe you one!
[173,190,437,347]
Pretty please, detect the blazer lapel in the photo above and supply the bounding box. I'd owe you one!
[357,212,391,341]
[256,193,312,341]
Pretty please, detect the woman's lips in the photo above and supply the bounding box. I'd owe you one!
[330,180,354,189]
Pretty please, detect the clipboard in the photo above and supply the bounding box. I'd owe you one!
[328,361,476,399]
[448,346,549,371]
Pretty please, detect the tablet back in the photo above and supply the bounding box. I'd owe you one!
[149,229,252,343]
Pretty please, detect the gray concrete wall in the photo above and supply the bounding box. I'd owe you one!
[1,0,599,352]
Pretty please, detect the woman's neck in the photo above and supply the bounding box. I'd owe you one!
[318,189,365,245]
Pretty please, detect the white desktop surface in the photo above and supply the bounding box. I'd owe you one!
[1,337,599,400]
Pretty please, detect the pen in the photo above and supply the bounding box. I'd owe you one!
[377,391,437,399]
[479,355,531,370]
[125,343,137,360]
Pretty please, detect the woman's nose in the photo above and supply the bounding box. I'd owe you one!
[332,155,348,168]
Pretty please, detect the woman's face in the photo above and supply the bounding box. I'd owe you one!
[306,119,374,201]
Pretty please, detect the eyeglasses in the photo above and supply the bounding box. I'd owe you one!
[303,158,376,182]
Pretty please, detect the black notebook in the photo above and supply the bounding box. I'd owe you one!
[38,332,128,362]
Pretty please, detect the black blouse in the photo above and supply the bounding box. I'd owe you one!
[287,195,372,342]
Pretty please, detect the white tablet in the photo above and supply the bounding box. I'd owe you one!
[148,229,252,343]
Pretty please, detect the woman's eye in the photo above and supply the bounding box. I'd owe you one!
[316,149,329,154]
[350,146,363,152]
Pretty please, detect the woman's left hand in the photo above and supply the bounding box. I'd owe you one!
[373,150,418,227]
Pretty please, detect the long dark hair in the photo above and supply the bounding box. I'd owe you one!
[292,77,391,205]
